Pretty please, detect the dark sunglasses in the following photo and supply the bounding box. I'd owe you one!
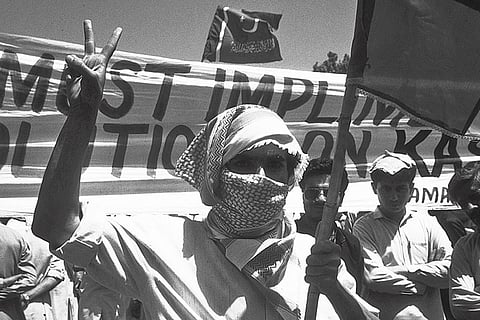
[303,187,329,201]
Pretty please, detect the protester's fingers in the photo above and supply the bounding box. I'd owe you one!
[305,266,337,278]
[306,241,341,269]
[84,20,95,55]
[100,27,123,61]
[8,274,22,283]
[306,253,339,268]
[65,61,80,83]
[310,240,340,256]
[65,55,96,80]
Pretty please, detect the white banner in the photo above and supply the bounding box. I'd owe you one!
[0,32,473,215]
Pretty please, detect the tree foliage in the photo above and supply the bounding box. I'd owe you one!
[313,51,350,74]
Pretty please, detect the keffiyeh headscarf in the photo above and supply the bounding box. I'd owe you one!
[175,104,308,206]
[175,105,308,290]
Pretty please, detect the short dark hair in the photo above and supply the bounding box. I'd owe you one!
[448,161,480,205]
[299,158,349,193]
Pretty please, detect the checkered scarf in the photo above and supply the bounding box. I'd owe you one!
[175,105,308,294]
[175,105,308,206]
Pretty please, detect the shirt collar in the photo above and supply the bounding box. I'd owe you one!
[372,206,413,225]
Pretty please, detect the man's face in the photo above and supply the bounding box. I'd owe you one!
[372,178,413,219]
[226,145,290,184]
[456,185,480,228]
[302,173,333,222]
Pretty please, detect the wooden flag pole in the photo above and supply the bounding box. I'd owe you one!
[304,82,358,319]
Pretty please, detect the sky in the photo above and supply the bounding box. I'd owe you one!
[2,0,357,71]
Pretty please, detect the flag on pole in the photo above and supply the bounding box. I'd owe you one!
[348,0,480,140]
[201,6,282,64]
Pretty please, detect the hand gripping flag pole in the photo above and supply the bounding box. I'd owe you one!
[304,82,358,319]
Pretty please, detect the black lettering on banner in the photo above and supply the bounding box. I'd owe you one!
[441,187,449,203]
[372,101,396,125]
[277,77,313,118]
[410,188,419,202]
[394,129,431,176]
[226,71,275,109]
[389,112,405,127]
[11,121,30,177]
[147,125,163,177]
[423,187,439,203]
[0,50,54,112]
[301,130,334,159]
[411,186,449,204]
[162,125,195,171]
[346,130,371,178]
[205,68,226,122]
[306,81,336,123]
[100,60,141,119]
[103,124,149,177]
[82,126,97,170]
[0,123,9,169]
[353,97,406,127]
[407,118,424,127]
[353,97,374,125]
[432,134,461,176]
[468,140,480,156]
[144,63,192,121]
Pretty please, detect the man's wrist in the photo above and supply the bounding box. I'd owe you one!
[20,293,31,305]
[318,279,343,295]
[406,265,418,273]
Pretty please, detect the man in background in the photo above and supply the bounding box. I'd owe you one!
[7,217,66,320]
[0,220,36,320]
[295,157,364,295]
[353,151,452,319]
[447,161,480,319]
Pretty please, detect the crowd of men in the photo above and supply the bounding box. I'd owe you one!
[295,152,480,320]
[3,151,480,319]
[2,21,480,320]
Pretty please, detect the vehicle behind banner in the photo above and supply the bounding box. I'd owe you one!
[0,32,477,215]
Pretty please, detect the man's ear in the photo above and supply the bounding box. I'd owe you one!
[409,182,415,195]
[371,182,378,194]
[338,192,345,206]
[287,173,296,190]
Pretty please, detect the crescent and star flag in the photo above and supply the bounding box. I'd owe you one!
[201,6,282,64]
[348,0,480,140]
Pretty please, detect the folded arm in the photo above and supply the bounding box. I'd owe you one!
[21,255,65,307]
[405,219,452,288]
[450,237,480,320]
[0,237,36,300]
[352,223,423,295]
[362,249,425,295]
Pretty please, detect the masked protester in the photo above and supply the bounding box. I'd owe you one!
[32,20,378,320]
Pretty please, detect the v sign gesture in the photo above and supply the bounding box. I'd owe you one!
[33,21,122,248]
[65,20,122,112]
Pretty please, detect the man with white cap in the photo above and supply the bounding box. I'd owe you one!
[353,151,452,319]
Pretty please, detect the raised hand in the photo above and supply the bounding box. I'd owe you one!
[32,20,122,247]
[65,20,122,114]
